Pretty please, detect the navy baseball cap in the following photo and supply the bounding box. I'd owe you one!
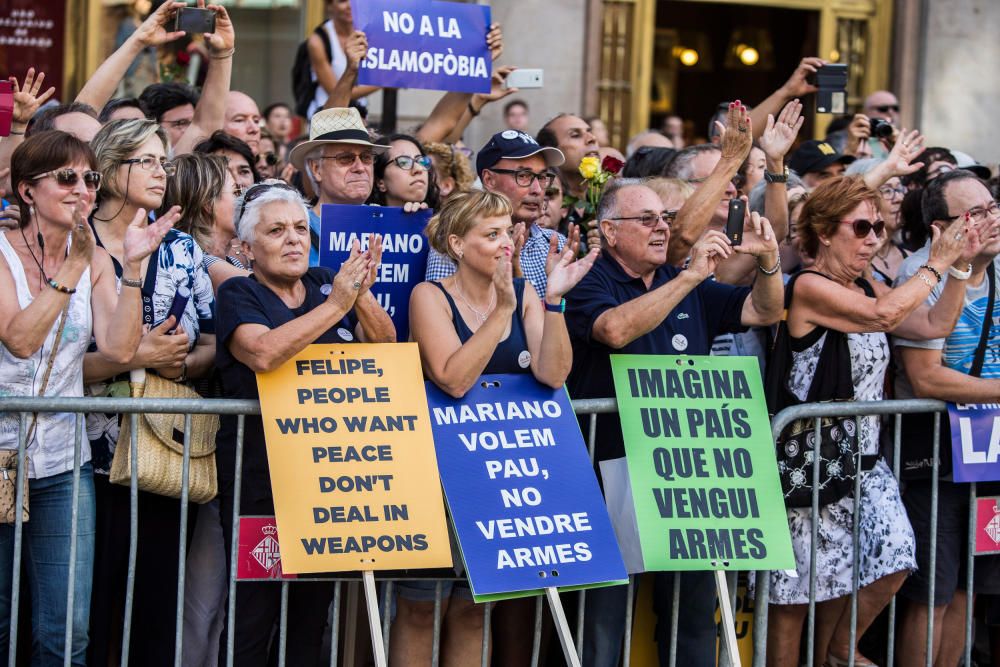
[788,140,855,176]
[475,130,565,176]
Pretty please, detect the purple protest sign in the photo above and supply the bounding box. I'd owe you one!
[350,0,492,94]
[948,403,1000,482]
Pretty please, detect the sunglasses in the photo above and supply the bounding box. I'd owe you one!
[842,218,886,238]
[34,169,102,192]
[260,152,279,167]
[873,105,900,113]
[389,155,431,171]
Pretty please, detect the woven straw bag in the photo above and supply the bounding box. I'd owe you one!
[111,370,219,504]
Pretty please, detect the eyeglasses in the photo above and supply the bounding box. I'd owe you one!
[872,105,900,113]
[34,169,102,192]
[236,181,299,224]
[610,210,678,228]
[389,154,431,171]
[259,153,279,167]
[878,185,907,200]
[316,151,375,167]
[945,201,1000,223]
[121,156,177,176]
[841,218,886,238]
[487,168,555,188]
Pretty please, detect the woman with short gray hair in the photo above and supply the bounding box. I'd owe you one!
[214,180,395,663]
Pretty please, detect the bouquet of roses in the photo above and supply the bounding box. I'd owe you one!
[578,154,625,217]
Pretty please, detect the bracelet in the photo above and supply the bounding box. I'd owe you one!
[756,256,781,275]
[544,298,566,314]
[120,276,142,289]
[948,263,973,280]
[46,278,76,295]
[764,166,789,184]
[915,271,936,289]
[919,264,942,284]
[467,101,480,117]
[209,47,235,60]
[176,361,188,384]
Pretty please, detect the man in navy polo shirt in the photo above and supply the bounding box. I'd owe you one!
[565,178,783,667]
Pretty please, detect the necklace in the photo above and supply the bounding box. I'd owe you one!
[453,277,495,325]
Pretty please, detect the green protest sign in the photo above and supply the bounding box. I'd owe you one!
[610,354,793,571]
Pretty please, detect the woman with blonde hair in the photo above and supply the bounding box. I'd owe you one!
[423,141,476,201]
[393,190,597,665]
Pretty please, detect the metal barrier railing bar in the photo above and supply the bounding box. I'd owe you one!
[0,395,990,667]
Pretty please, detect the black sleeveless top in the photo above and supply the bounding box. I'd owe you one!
[431,278,532,374]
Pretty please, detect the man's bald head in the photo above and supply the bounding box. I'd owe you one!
[224,91,262,154]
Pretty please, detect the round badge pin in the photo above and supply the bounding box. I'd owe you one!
[671,334,688,351]
[320,284,332,296]
[501,130,519,140]
[337,327,354,341]
[518,350,531,368]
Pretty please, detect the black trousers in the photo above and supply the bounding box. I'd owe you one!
[218,485,334,667]
[88,475,197,667]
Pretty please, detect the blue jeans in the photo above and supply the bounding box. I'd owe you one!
[0,464,95,666]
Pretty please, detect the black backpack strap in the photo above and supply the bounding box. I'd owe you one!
[970,261,996,378]
[316,24,333,63]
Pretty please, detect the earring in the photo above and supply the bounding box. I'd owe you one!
[29,206,34,219]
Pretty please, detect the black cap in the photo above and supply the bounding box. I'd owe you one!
[788,140,855,176]
[476,130,565,176]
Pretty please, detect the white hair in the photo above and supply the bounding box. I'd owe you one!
[302,146,325,194]
[235,179,311,244]
[844,157,885,177]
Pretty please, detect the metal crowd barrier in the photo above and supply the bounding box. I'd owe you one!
[0,396,988,667]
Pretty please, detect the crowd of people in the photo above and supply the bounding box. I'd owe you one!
[0,0,999,666]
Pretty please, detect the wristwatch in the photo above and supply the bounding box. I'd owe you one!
[764,166,789,184]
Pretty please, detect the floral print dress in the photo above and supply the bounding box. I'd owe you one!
[767,329,917,604]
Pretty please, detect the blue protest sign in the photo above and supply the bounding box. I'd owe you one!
[949,403,1000,482]
[350,0,492,94]
[318,204,431,342]
[425,374,628,600]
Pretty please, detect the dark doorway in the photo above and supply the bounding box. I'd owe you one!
[651,0,819,142]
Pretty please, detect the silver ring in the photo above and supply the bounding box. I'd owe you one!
[955,233,963,240]
[352,281,362,290]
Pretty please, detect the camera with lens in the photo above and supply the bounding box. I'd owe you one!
[870,118,894,139]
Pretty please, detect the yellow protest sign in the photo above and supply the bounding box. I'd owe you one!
[256,343,452,573]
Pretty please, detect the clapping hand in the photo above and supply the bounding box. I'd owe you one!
[546,245,599,301]
[759,100,804,161]
[545,225,581,277]
[331,239,374,309]
[493,251,517,313]
[356,234,383,295]
[717,101,753,162]
[928,216,972,268]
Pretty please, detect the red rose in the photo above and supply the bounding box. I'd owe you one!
[601,155,625,175]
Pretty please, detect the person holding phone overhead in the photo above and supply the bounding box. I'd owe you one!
[84,119,216,667]
[396,189,597,666]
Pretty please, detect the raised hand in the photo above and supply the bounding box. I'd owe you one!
[844,114,871,156]
[202,2,235,53]
[687,230,733,281]
[759,100,804,161]
[511,221,527,273]
[0,202,19,232]
[472,66,519,112]
[733,211,779,258]
[344,31,368,71]
[884,129,925,178]
[486,23,504,62]
[133,1,186,48]
[123,205,180,266]
[10,69,56,125]
[780,57,825,98]
[546,246,599,299]
[718,101,753,162]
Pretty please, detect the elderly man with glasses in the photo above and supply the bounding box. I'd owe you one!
[564,177,782,667]
[425,130,569,299]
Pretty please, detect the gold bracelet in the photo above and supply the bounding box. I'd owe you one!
[209,47,235,59]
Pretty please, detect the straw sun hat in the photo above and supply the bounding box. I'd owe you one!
[287,107,387,172]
